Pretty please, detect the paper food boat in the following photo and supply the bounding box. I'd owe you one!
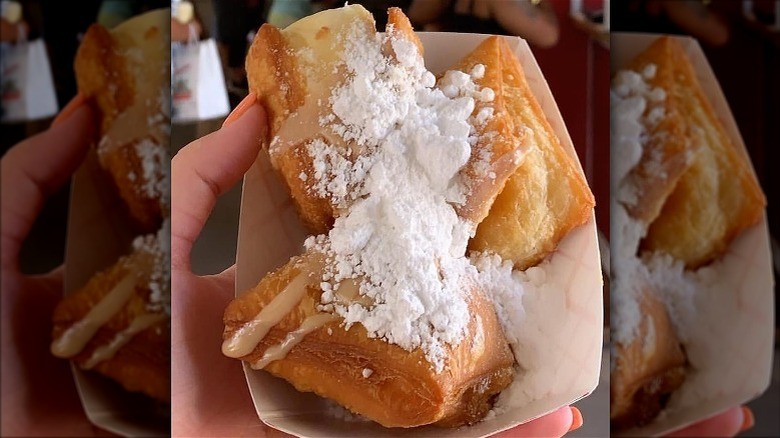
[64,150,169,437]
[235,32,604,437]
[610,32,775,437]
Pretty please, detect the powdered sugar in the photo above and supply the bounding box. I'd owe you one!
[299,22,499,372]
[610,65,666,345]
[132,217,171,316]
[610,60,751,419]
[610,65,666,207]
[470,252,525,345]
[134,138,170,206]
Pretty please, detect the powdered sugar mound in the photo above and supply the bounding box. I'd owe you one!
[610,67,666,206]
[135,138,170,205]
[306,138,373,208]
[303,25,493,372]
[133,217,171,316]
[609,65,669,346]
[470,252,525,345]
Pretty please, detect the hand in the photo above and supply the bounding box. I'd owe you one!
[495,406,581,437]
[665,405,754,437]
[0,95,114,436]
[171,94,271,436]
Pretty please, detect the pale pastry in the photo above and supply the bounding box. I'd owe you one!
[468,40,595,270]
[51,221,171,403]
[247,5,377,233]
[222,251,515,428]
[635,37,766,268]
[74,9,170,233]
[610,285,686,430]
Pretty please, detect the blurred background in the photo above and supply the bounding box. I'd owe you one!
[0,0,168,273]
[611,0,779,436]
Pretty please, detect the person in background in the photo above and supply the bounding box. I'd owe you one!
[615,0,729,46]
[408,0,560,48]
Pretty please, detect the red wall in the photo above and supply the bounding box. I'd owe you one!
[530,0,610,237]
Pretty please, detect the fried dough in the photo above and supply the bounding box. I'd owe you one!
[469,40,595,270]
[223,251,515,428]
[248,7,529,232]
[636,37,766,268]
[610,286,686,430]
[75,9,170,232]
[51,226,171,403]
[439,36,528,225]
[247,5,372,233]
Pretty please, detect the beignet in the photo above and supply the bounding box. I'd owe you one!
[468,40,595,270]
[51,221,171,403]
[75,9,170,232]
[223,251,515,428]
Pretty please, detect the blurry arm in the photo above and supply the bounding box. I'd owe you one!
[408,0,451,25]
[489,0,559,48]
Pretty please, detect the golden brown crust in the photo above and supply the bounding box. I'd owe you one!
[74,14,169,233]
[98,136,165,232]
[51,250,170,403]
[636,37,766,268]
[74,24,135,135]
[386,7,424,57]
[610,286,686,430]
[441,36,527,225]
[469,40,595,270]
[223,252,515,428]
[620,37,698,226]
[246,24,307,142]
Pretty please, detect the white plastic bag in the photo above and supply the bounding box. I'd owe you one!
[0,27,58,122]
[171,24,230,122]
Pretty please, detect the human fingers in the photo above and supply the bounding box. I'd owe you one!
[665,406,746,437]
[1,99,95,271]
[663,0,729,46]
[171,272,259,437]
[170,95,266,271]
[207,264,236,297]
[492,405,574,437]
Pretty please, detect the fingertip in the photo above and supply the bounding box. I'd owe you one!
[222,93,258,128]
[569,406,583,432]
[51,93,89,127]
[740,406,754,432]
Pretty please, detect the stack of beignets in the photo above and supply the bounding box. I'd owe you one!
[610,36,767,429]
[226,4,595,429]
[51,9,171,404]
[75,8,171,233]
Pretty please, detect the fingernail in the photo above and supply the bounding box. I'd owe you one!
[222,93,257,128]
[739,406,754,432]
[52,93,86,126]
[569,406,583,432]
